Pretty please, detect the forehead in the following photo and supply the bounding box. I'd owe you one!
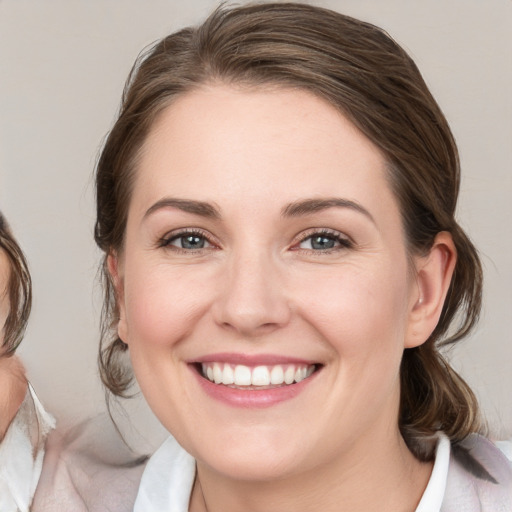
[130,85,397,222]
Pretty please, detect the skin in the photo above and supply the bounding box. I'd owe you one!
[111,85,456,512]
[0,250,28,440]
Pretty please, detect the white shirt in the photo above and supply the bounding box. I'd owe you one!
[134,433,451,512]
[0,384,55,512]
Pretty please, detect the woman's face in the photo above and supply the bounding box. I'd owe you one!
[114,85,423,480]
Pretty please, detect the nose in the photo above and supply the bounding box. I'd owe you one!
[212,250,291,337]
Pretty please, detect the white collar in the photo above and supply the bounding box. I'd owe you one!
[133,435,196,512]
[415,433,451,512]
[0,384,55,512]
[134,433,450,512]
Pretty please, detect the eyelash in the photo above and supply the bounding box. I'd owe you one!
[158,228,353,255]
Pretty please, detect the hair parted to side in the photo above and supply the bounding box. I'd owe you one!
[0,212,32,356]
[95,2,483,459]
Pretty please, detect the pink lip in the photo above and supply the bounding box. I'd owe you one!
[190,352,315,366]
[189,356,320,409]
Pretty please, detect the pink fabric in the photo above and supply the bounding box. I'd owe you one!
[442,434,512,511]
[31,422,511,511]
[32,415,147,512]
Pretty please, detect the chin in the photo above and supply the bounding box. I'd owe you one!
[200,450,304,482]
[189,427,313,482]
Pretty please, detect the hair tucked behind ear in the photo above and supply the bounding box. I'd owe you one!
[95,2,484,460]
[398,223,483,460]
[0,213,32,356]
[97,258,133,397]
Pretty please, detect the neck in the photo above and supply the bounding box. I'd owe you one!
[190,428,433,512]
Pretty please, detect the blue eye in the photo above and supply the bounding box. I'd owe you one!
[298,231,352,251]
[173,234,208,249]
[161,231,212,250]
[303,235,336,250]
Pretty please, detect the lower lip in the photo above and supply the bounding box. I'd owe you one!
[191,366,318,408]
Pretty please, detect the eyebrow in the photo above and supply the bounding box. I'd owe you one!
[144,196,374,223]
[144,198,221,220]
[282,198,375,223]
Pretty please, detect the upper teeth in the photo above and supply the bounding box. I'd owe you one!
[201,363,315,387]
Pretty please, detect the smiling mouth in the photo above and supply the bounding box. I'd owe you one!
[199,362,318,389]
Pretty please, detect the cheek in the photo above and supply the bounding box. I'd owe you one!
[121,261,209,423]
[295,261,411,428]
[295,260,411,357]
[122,260,213,351]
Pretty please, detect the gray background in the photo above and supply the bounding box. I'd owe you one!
[1,0,511,449]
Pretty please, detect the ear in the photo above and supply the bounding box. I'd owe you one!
[107,251,128,344]
[405,232,457,348]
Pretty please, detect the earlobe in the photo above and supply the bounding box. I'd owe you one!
[405,232,457,348]
[107,252,128,344]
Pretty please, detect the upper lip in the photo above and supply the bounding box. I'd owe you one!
[189,352,318,366]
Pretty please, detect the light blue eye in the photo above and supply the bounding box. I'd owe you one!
[300,235,337,250]
[171,234,209,249]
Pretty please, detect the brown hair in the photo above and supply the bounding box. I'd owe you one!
[95,2,483,459]
[0,212,32,356]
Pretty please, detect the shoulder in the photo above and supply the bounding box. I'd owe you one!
[32,414,147,512]
[442,434,512,512]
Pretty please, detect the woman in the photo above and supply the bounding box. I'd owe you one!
[1,215,139,511]
[0,212,54,512]
[85,3,511,511]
